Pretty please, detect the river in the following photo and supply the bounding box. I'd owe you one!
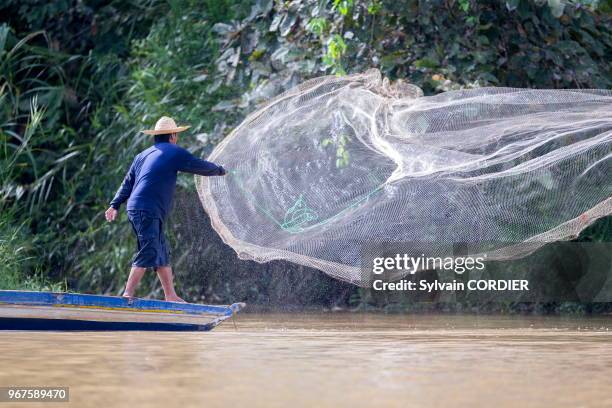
[1,313,611,407]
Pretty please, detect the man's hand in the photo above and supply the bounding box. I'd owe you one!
[105,207,118,222]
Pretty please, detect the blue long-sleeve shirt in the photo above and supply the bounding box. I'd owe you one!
[110,142,225,219]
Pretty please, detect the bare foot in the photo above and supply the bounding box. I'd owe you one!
[165,294,187,303]
[122,292,135,298]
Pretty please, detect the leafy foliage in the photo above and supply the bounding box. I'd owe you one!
[0,1,169,292]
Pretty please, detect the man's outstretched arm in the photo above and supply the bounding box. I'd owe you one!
[106,162,136,222]
[178,151,226,176]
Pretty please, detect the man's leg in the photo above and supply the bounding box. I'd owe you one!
[156,266,185,303]
[123,266,146,297]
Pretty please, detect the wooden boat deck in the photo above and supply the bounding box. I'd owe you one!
[0,291,245,331]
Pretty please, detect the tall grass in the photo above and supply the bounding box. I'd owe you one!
[0,91,64,291]
[0,22,137,291]
[0,214,65,291]
[0,1,248,294]
[1,26,65,285]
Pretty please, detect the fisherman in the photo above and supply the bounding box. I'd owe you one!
[105,116,226,302]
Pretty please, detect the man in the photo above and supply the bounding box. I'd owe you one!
[105,116,226,302]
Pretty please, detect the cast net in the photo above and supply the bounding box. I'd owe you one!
[196,69,612,285]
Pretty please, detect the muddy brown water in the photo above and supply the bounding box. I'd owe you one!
[1,313,611,408]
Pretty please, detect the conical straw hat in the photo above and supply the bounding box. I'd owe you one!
[142,116,190,135]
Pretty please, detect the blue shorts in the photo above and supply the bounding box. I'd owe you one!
[127,210,170,268]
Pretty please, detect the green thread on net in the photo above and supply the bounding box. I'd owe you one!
[281,194,319,233]
[227,170,384,234]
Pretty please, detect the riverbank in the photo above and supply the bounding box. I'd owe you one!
[243,302,612,315]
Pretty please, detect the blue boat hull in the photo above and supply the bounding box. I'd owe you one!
[0,317,217,331]
[0,291,245,331]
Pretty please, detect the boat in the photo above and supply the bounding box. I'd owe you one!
[0,290,245,331]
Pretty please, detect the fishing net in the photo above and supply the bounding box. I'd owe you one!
[196,69,612,285]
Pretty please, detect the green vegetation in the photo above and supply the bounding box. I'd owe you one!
[0,0,610,313]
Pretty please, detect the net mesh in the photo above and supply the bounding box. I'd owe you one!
[196,69,612,285]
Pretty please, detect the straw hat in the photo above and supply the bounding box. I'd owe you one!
[142,116,190,135]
